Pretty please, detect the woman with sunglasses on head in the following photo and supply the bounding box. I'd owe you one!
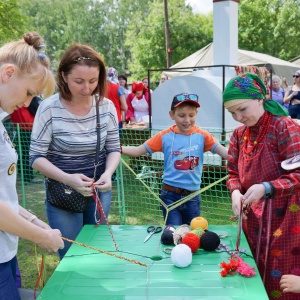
[0,32,63,300]
[283,70,300,119]
[122,93,227,225]
[223,72,300,300]
[29,44,121,259]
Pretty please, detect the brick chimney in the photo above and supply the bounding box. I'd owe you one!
[213,0,239,65]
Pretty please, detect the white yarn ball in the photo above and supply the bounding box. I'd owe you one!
[171,244,192,268]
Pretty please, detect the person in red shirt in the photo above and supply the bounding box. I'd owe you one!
[223,72,300,299]
[126,81,150,124]
[106,67,127,130]
[10,96,42,183]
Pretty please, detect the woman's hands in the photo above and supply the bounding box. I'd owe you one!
[64,170,114,196]
[242,184,265,205]
[231,184,266,219]
[65,173,94,196]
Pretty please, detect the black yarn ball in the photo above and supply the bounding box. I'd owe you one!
[200,230,220,251]
[161,225,176,245]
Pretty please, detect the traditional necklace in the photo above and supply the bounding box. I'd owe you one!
[243,112,272,155]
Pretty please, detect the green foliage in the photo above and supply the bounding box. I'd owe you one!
[8,0,300,84]
[18,0,213,80]
[238,0,300,60]
[0,0,28,44]
[19,0,153,74]
[126,0,213,81]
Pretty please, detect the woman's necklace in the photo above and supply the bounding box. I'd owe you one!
[243,112,272,155]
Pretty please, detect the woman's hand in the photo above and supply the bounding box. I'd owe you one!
[36,229,64,252]
[242,184,265,205]
[65,173,94,196]
[231,190,243,217]
[94,171,112,192]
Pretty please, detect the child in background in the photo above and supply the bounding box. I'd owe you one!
[122,93,228,225]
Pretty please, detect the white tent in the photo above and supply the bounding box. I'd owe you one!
[166,43,300,83]
[292,57,300,66]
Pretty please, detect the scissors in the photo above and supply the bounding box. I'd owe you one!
[144,226,162,243]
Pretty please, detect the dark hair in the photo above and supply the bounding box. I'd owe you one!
[57,43,106,101]
[118,74,128,89]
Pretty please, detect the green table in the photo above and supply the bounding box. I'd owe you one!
[37,225,268,300]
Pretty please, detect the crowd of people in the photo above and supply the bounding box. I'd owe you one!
[269,71,300,120]
[110,72,168,125]
[1,31,300,300]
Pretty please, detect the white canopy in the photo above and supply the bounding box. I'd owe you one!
[166,43,300,84]
[292,57,300,66]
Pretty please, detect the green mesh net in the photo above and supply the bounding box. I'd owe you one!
[4,121,234,226]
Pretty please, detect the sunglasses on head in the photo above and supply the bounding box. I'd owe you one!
[293,75,300,78]
[174,93,198,102]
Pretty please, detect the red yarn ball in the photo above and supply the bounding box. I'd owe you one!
[181,232,200,253]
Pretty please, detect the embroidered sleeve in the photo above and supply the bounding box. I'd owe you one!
[227,128,243,194]
[270,118,300,197]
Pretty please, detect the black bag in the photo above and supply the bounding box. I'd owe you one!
[46,96,101,213]
[27,96,42,116]
[46,178,91,212]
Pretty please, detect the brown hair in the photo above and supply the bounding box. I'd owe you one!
[0,32,55,97]
[172,102,199,112]
[57,43,106,101]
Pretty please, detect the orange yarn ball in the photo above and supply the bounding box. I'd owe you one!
[190,217,208,230]
[182,232,200,253]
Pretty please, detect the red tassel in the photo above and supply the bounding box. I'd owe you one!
[220,255,255,278]
[235,256,256,277]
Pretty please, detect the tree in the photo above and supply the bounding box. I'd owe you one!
[238,0,300,61]
[126,0,213,81]
[19,0,152,74]
[0,0,28,44]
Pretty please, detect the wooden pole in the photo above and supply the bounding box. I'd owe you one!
[164,0,171,68]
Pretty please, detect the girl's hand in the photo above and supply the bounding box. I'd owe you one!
[280,275,300,294]
[242,184,265,205]
[231,190,243,217]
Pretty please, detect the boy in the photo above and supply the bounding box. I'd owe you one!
[122,93,228,225]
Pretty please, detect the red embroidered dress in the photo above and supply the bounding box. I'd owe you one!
[227,112,300,300]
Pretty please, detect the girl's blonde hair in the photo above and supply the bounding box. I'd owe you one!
[0,32,55,97]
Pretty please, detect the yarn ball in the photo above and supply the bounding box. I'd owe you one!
[161,225,176,245]
[173,224,191,245]
[191,227,205,238]
[171,244,192,268]
[190,217,208,230]
[182,232,200,253]
[200,230,220,251]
